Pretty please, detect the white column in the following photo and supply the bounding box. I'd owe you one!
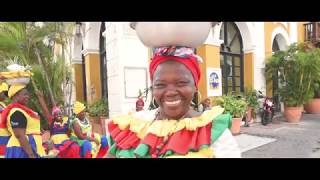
[289,22,298,43]
[252,22,267,95]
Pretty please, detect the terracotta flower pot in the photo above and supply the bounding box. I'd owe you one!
[99,116,109,135]
[89,116,103,134]
[246,106,253,122]
[231,118,242,135]
[304,98,320,114]
[284,106,303,123]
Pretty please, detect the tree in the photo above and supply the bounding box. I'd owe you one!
[0,22,74,127]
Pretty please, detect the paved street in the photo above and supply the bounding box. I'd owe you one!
[235,113,320,158]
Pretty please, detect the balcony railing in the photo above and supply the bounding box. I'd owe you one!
[304,22,320,46]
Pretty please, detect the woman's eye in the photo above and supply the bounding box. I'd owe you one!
[154,83,165,88]
[177,81,188,86]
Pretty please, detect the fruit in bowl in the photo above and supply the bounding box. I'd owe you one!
[130,22,218,48]
[0,70,32,85]
[5,77,30,86]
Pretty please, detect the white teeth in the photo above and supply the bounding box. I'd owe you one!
[165,100,181,105]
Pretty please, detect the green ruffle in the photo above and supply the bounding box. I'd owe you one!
[134,143,150,158]
[211,113,232,144]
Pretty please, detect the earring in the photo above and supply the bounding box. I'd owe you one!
[197,90,202,105]
[149,97,158,110]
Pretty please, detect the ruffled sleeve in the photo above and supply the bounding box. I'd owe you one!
[211,113,232,144]
[210,113,241,158]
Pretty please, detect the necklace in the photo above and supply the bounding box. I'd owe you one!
[154,109,190,120]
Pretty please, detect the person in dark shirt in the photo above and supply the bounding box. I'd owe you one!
[2,85,46,158]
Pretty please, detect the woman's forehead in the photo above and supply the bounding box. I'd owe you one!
[154,62,193,79]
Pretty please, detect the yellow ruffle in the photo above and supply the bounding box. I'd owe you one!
[112,106,224,138]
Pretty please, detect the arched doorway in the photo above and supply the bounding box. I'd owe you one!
[99,22,109,113]
[220,22,244,94]
[271,34,287,112]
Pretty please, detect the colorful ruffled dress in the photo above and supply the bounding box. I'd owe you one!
[107,106,241,158]
[49,117,81,158]
[69,117,108,158]
[0,102,10,158]
[1,103,45,158]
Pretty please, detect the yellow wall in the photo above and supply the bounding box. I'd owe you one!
[84,53,102,104]
[197,44,220,101]
[297,22,306,43]
[244,53,254,90]
[264,22,291,96]
[264,22,290,57]
[73,64,84,102]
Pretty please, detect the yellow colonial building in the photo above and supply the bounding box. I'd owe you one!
[68,22,309,117]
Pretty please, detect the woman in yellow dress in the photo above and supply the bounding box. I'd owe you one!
[69,102,108,158]
[0,82,10,157]
[1,84,45,158]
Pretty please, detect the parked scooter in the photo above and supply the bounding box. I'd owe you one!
[257,91,275,126]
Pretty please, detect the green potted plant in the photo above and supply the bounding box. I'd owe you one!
[304,47,320,114]
[304,80,320,114]
[266,43,318,122]
[88,99,108,135]
[214,94,247,135]
[244,88,259,123]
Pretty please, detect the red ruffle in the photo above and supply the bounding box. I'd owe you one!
[141,123,212,156]
[0,103,39,128]
[108,122,141,149]
[108,120,212,156]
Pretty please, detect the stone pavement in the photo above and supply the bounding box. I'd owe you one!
[234,113,320,158]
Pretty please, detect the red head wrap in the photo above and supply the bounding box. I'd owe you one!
[149,46,201,87]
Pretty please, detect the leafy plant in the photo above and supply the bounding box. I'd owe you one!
[265,42,320,107]
[213,94,247,118]
[244,88,259,110]
[88,99,108,117]
[0,22,74,126]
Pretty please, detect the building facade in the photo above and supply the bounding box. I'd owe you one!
[69,22,307,117]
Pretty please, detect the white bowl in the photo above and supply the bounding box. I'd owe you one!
[6,77,30,85]
[131,22,215,48]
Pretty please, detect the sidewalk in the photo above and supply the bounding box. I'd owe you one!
[234,113,320,158]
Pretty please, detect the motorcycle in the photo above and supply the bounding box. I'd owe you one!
[257,91,274,126]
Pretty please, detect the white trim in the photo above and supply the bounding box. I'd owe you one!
[244,48,255,54]
[271,26,290,51]
[204,39,224,46]
[235,22,255,53]
[71,58,82,64]
[273,22,288,29]
[81,49,99,57]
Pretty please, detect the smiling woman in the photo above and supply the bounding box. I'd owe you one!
[106,46,241,158]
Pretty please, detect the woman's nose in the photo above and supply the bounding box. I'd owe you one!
[164,84,178,96]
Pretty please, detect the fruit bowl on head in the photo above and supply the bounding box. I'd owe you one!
[0,71,32,86]
[5,77,30,86]
[130,22,219,48]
